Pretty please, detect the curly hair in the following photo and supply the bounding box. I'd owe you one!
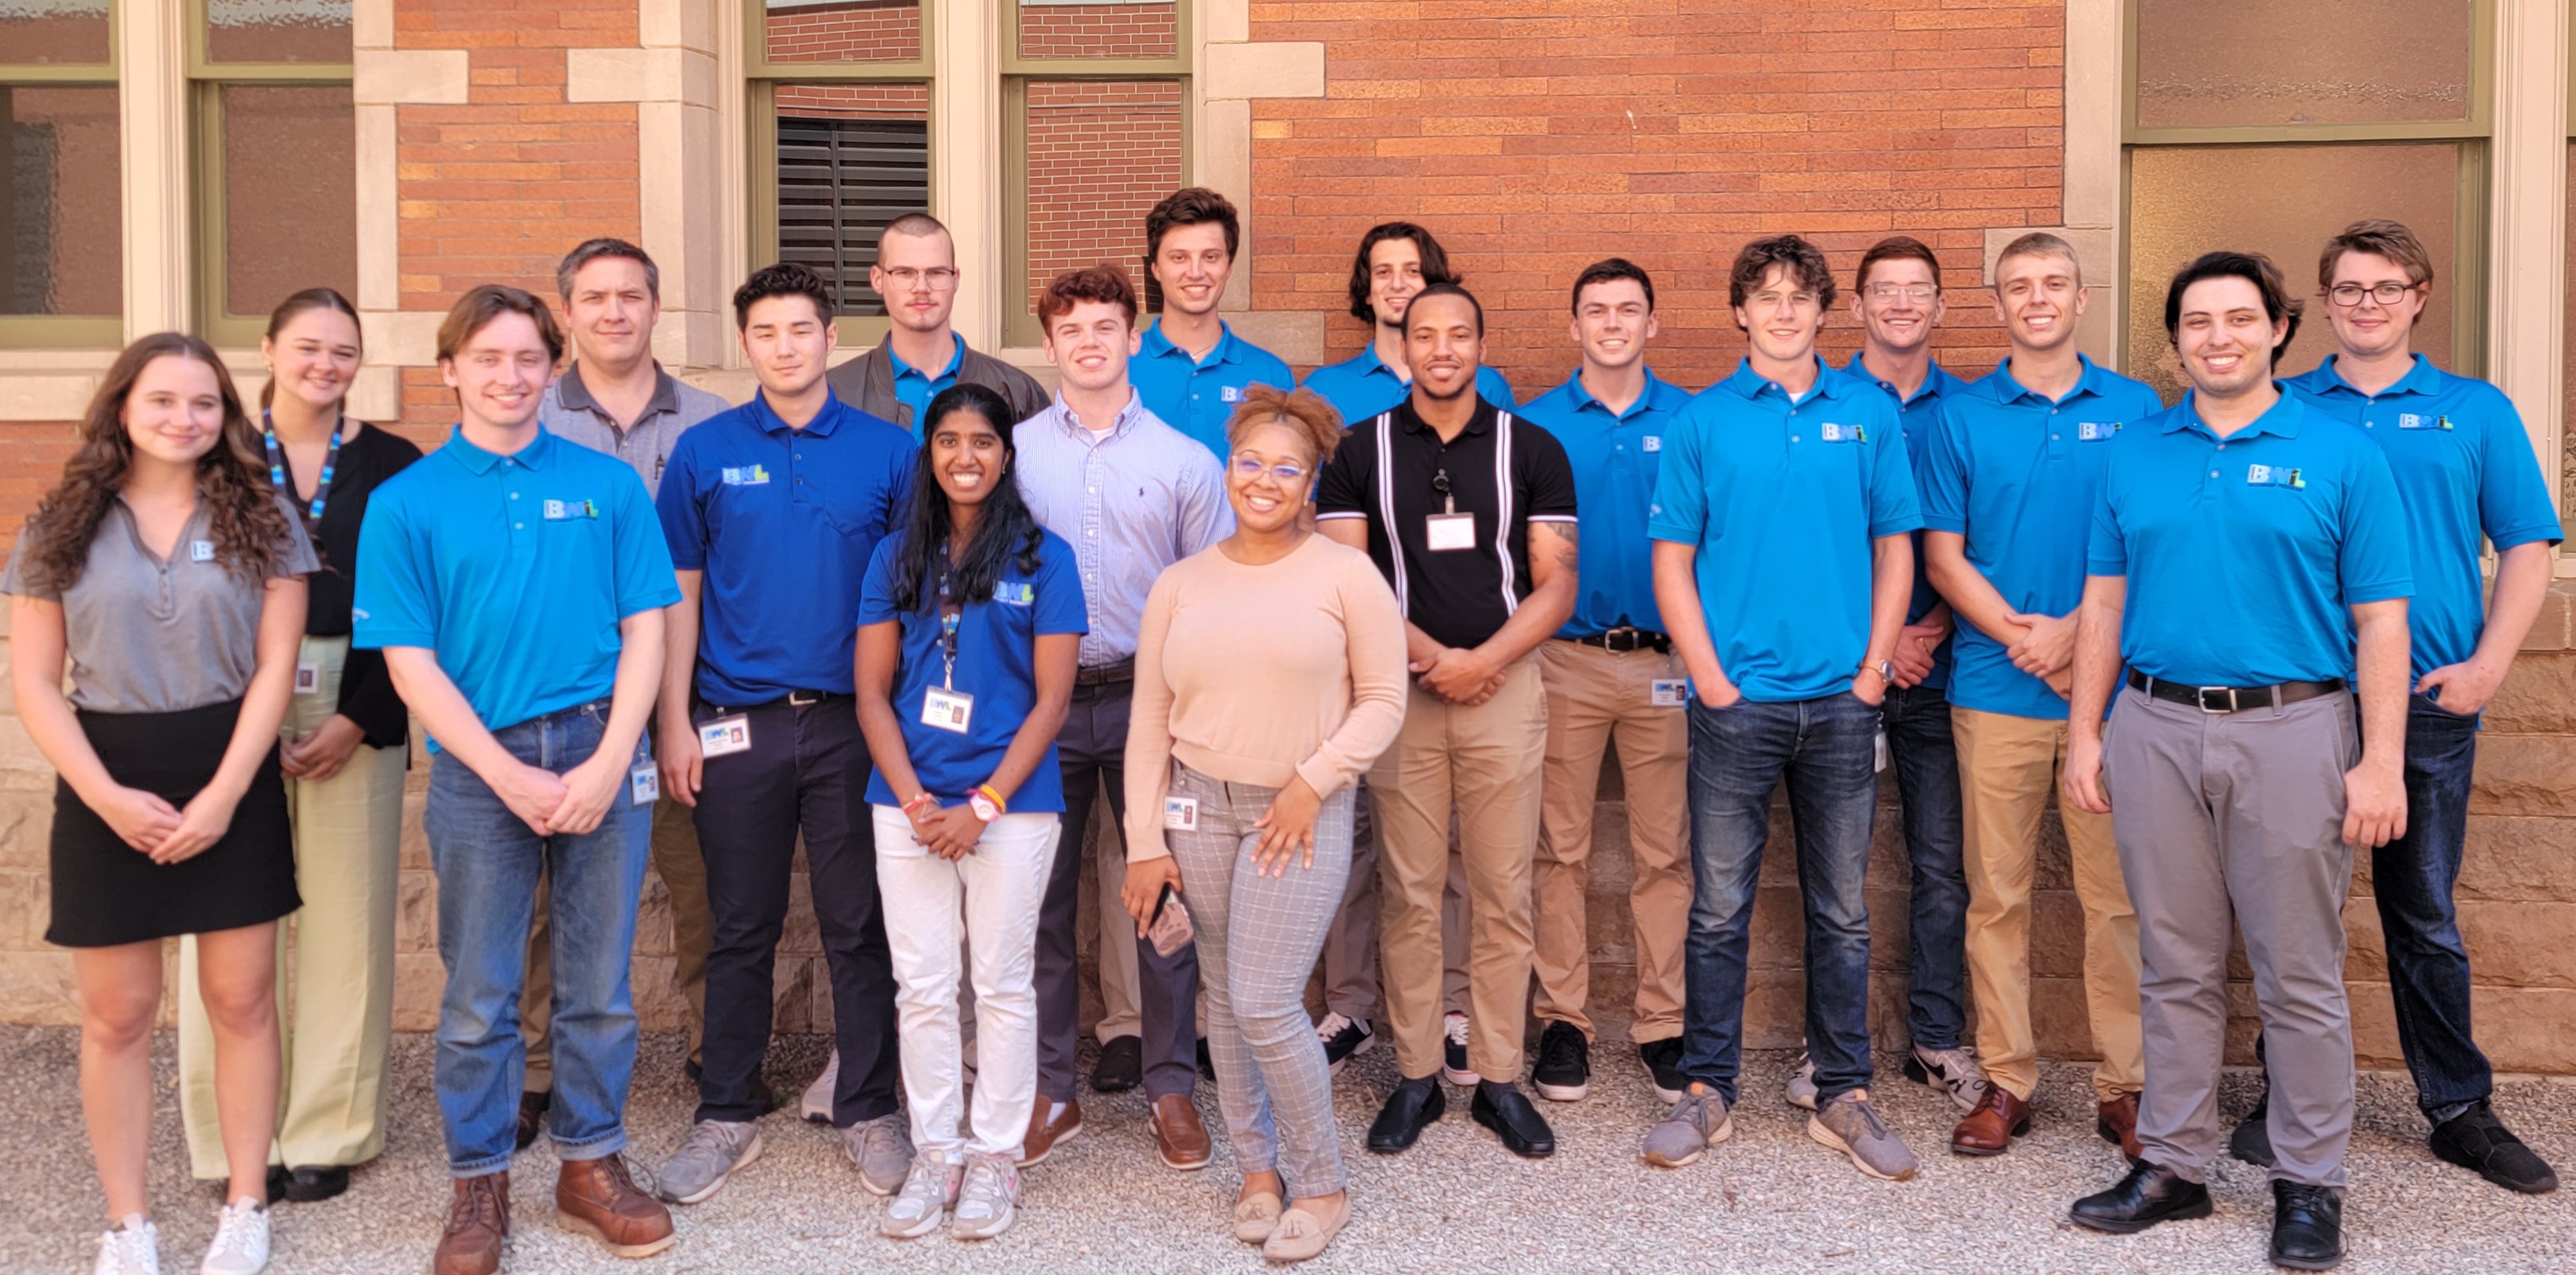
[18,333,295,593]
[1223,384,1344,466]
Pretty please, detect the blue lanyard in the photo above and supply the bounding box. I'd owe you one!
[261,411,344,537]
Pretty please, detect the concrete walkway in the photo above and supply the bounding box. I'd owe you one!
[10,1026,2573,1273]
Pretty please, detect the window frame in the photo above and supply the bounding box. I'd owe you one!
[187,0,354,347]
[0,6,122,349]
[2117,0,2495,380]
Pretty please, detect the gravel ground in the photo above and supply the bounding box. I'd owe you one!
[7,1025,2573,1274]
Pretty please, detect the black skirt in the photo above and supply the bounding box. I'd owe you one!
[47,698,300,948]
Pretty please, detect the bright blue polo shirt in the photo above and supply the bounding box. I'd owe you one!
[1846,355,1969,691]
[2284,354,2563,680]
[857,530,1089,812]
[1300,343,1517,428]
[354,427,680,745]
[2087,391,2412,687]
[1648,358,1921,702]
[1921,355,2166,719]
[892,335,964,438]
[1130,318,1295,458]
[1519,367,1694,638]
[657,390,916,707]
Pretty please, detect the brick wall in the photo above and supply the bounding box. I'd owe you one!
[1022,79,1184,319]
[762,0,920,64]
[1016,2,1179,60]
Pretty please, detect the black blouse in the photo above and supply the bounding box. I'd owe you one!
[273,423,423,749]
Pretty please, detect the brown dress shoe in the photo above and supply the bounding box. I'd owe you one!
[1949,1084,2032,1157]
[434,1170,509,1275]
[1153,1093,1213,1170]
[1019,1097,1083,1167]
[555,1155,675,1259]
[2098,1091,2143,1159]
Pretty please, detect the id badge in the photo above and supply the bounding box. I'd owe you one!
[1425,512,1478,552]
[698,715,752,758]
[1651,679,1688,708]
[294,659,321,695]
[921,686,975,734]
[1164,795,1199,832]
[629,761,659,806]
[1874,728,1890,774]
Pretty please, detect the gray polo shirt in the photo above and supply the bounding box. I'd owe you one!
[1,496,317,714]
[538,362,732,499]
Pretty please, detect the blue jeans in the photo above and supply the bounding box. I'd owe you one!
[1678,691,1881,1106]
[1883,683,1969,1051]
[424,703,653,1176]
[2376,693,2491,1118]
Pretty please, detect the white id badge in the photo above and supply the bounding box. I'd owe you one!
[698,715,752,758]
[629,762,659,806]
[1651,679,1688,707]
[1164,795,1199,831]
[1425,512,1478,552]
[921,686,975,734]
[294,659,321,695]
[1874,728,1890,774]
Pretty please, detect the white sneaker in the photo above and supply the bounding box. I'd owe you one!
[949,1151,1020,1241]
[197,1199,268,1275]
[801,1050,840,1123]
[1441,1012,1480,1087]
[1784,1052,1819,1111]
[880,1155,961,1239]
[1904,1043,1991,1112]
[94,1215,158,1275]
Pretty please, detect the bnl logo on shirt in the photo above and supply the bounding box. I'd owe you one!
[721,465,773,486]
[543,498,602,521]
[2246,464,2306,490]
[2397,413,2454,431]
[1817,422,1866,443]
[994,582,1035,607]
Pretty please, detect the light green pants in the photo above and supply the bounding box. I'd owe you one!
[178,636,405,1177]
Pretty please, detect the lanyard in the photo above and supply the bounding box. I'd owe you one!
[261,411,344,537]
[937,559,962,690]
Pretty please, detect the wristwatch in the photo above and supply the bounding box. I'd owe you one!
[969,783,1007,824]
[1864,659,1893,684]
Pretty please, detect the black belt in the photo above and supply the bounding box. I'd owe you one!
[1074,659,1134,687]
[2128,670,2345,714]
[1569,627,1670,654]
[718,690,849,711]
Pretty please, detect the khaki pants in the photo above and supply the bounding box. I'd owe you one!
[179,636,404,1176]
[523,794,710,1091]
[1953,706,2144,1103]
[1533,640,1690,1043]
[1371,659,1546,1082]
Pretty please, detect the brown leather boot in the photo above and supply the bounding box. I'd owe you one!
[1949,1084,2032,1156]
[1152,1093,1212,1170]
[434,1170,509,1275]
[555,1155,675,1258]
[2098,1091,2144,1160]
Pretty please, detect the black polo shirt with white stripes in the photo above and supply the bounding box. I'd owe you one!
[1316,397,1579,651]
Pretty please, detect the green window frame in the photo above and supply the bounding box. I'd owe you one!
[0,8,121,349]
[188,0,354,347]
[2119,0,2495,382]
[1000,1,1193,349]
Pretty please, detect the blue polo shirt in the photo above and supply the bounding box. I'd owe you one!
[1518,367,1694,637]
[1846,355,1969,691]
[1648,358,1921,702]
[892,335,964,438]
[857,530,1089,812]
[2284,354,2563,680]
[2087,391,2412,687]
[657,390,916,707]
[1921,355,2166,719]
[1300,343,1517,428]
[1130,318,1295,458]
[354,427,679,745]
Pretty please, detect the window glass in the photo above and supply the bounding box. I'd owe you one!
[1,0,111,65]
[2126,142,2458,401]
[2135,0,2474,129]
[765,0,920,65]
[774,83,930,317]
[221,85,357,318]
[3,85,121,316]
[1015,0,1178,61]
[206,0,354,65]
[1022,79,1181,322]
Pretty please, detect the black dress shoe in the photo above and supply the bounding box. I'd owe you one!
[1470,1081,1556,1158]
[1197,1036,1217,1083]
[2068,1162,2214,1234]
[1366,1075,1446,1154]
[2269,1181,2345,1271]
[1091,1035,1143,1093]
[2429,1100,2559,1194]
[2231,1088,2277,1167]
[513,1089,551,1152]
[282,1165,351,1203]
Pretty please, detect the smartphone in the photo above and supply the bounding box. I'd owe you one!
[1146,883,1195,957]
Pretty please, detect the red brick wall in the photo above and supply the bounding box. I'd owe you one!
[0,422,79,556]
[762,0,920,64]
[774,82,928,120]
[1016,2,1178,60]
[1244,0,2067,391]
[1023,80,1183,319]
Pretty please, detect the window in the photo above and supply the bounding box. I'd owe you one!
[750,1,932,338]
[1001,1,1189,347]
[191,0,357,345]
[1,1,119,347]
[2122,0,2490,401]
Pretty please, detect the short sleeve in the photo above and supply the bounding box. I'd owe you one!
[0,534,58,601]
[1314,427,1371,521]
[1032,536,1090,636]
[1866,402,1923,539]
[655,431,712,572]
[2470,390,2566,551]
[2085,450,2128,577]
[1646,399,1711,544]
[270,498,321,577]
[352,488,436,648]
[1478,366,1518,410]
[607,466,682,619]
[2337,443,2415,605]
[1918,405,1972,534]
[856,535,902,628]
[1517,421,1579,521]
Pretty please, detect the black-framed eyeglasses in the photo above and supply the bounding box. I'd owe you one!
[2325,282,2419,307]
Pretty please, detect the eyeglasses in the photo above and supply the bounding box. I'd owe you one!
[1865,283,1938,302]
[1230,454,1308,485]
[2325,282,2420,307]
[880,267,960,291]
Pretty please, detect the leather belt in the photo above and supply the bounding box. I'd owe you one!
[1570,627,1670,654]
[1075,659,1134,687]
[2128,670,2345,715]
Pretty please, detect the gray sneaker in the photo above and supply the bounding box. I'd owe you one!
[1904,1044,1990,1112]
[656,1119,763,1204]
[1643,1084,1734,1168]
[1810,1090,1918,1182]
[1784,1052,1819,1111]
[950,1151,1020,1240]
[842,1113,915,1197]
[880,1155,960,1240]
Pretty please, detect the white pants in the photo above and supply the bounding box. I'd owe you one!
[874,806,1058,1161]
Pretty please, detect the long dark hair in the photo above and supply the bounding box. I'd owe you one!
[18,333,295,593]
[884,383,1046,612]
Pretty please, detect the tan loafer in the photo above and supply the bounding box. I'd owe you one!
[1019,1098,1082,1168]
[1233,1191,1283,1243]
[1262,1202,1348,1265]
[1152,1093,1212,1170]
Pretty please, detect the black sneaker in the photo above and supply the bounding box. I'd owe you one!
[1532,1021,1590,1102]
[1639,1038,1688,1104]
[1441,1012,1479,1087]
[2430,1100,2559,1194]
[1091,1035,1142,1093]
[2230,1089,2277,1168]
[1316,1013,1375,1075]
[513,1089,551,1152]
